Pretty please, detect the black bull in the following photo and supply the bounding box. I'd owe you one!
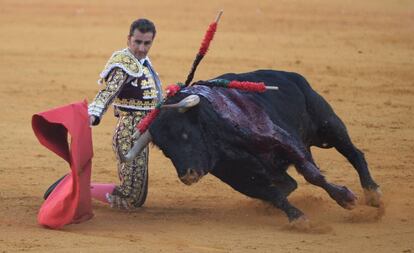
[128,69,382,222]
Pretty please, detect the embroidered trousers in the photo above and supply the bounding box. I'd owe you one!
[108,110,148,209]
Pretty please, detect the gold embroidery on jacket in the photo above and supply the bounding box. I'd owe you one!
[100,49,143,79]
[113,98,158,109]
[89,69,127,117]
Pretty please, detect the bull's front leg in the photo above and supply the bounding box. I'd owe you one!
[243,183,306,222]
[271,192,305,221]
[213,166,306,222]
[295,161,357,209]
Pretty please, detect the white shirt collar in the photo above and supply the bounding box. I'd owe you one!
[139,57,151,66]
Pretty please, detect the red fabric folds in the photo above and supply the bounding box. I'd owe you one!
[32,100,94,229]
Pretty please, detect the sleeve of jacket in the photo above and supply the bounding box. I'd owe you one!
[88,68,128,125]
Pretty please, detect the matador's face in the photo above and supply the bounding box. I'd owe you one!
[127,29,154,60]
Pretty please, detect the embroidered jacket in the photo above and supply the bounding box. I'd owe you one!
[88,48,162,122]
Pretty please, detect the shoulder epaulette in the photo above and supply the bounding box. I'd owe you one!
[99,48,143,79]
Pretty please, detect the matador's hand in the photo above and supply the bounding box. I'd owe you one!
[89,115,100,126]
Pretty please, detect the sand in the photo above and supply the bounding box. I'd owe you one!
[0,0,413,252]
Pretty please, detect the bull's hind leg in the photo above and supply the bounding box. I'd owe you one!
[295,160,357,209]
[318,115,381,207]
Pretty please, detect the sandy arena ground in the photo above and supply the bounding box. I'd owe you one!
[0,0,413,252]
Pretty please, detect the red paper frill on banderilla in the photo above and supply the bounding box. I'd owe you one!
[32,100,94,229]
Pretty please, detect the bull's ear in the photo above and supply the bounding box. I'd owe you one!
[161,95,200,113]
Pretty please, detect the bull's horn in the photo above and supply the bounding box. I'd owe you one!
[120,130,152,163]
[132,130,141,140]
[161,95,200,110]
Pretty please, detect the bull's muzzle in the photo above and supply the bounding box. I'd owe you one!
[179,168,205,185]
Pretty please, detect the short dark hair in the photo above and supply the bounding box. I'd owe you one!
[129,19,156,38]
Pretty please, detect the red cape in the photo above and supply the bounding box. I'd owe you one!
[32,100,94,229]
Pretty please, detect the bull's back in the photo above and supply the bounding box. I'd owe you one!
[215,70,311,138]
[215,70,336,144]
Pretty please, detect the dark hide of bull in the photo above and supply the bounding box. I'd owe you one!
[149,69,381,222]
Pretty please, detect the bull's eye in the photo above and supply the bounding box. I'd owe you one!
[182,133,188,140]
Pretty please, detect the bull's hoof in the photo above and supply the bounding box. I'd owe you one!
[364,187,383,207]
[286,215,333,234]
[289,215,310,230]
[331,186,357,210]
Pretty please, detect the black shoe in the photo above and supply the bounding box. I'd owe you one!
[43,174,67,200]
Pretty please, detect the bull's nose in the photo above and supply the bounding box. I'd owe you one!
[179,168,204,185]
[188,168,198,177]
